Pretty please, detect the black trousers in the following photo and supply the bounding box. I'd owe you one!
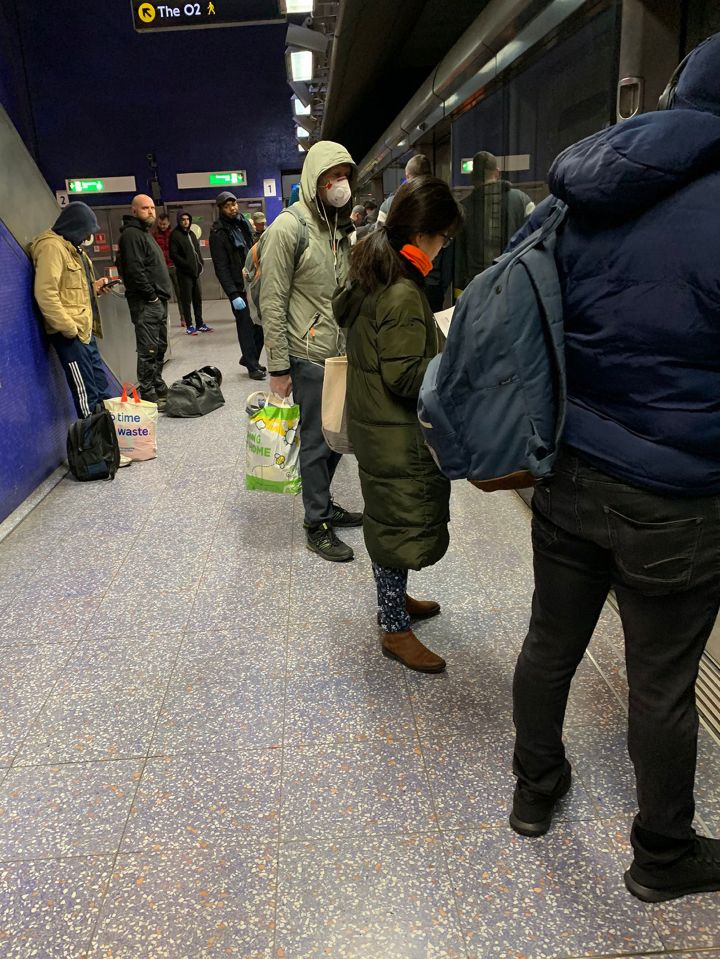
[168,265,183,321]
[232,301,264,371]
[127,297,168,398]
[290,357,341,527]
[513,448,720,867]
[176,271,203,326]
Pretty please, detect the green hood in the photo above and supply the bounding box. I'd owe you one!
[332,282,368,331]
[300,140,357,215]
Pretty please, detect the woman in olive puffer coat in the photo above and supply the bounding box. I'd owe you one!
[333,176,462,673]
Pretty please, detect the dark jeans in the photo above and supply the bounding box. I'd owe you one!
[50,332,111,417]
[290,356,342,527]
[176,271,203,326]
[512,447,720,867]
[232,301,264,371]
[127,297,168,398]
[168,265,183,321]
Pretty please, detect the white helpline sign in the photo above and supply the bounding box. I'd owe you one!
[263,178,277,197]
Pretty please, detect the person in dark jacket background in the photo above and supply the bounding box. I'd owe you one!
[152,212,185,327]
[334,176,462,673]
[170,211,210,335]
[118,194,172,410]
[507,35,720,905]
[209,191,265,379]
[453,150,533,293]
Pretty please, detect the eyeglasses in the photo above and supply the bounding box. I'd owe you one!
[439,232,452,249]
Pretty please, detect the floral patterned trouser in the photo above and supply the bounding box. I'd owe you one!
[372,563,410,633]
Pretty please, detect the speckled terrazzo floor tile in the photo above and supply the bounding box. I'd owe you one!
[14,686,164,766]
[0,690,51,766]
[57,633,182,694]
[565,721,637,818]
[422,727,598,831]
[0,854,113,959]
[276,834,466,959]
[281,740,436,841]
[174,629,286,682]
[564,656,626,728]
[286,618,386,670]
[0,761,141,860]
[406,660,514,737]
[90,589,195,638]
[186,587,285,632]
[153,671,285,754]
[423,604,528,664]
[695,728,720,835]
[0,642,73,699]
[284,660,415,745]
[444,821,662,959]
[0,596,101,645]
[122,750,280,854]
[88,846,276,959]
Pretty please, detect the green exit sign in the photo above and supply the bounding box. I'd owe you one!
[69,179,104,193]
[461,159,474,174]
[208,171,247,186]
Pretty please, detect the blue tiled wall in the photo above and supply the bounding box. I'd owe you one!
[4,0,301,223]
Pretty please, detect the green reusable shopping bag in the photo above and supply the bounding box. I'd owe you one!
[245,392,302,495]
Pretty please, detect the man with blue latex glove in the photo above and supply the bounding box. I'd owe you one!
[209,192,265,379]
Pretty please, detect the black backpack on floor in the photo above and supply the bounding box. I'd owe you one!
[165,366,225,417]
[67,403,120,481]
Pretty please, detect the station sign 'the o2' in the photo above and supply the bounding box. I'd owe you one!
[132,0,283,32]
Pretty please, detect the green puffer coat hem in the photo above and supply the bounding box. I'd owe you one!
[333,275,450,571]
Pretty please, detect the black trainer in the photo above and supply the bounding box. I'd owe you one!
[330,502,363,528]
[248,369,266,381]
[306,522,354,562]
[509,760,572,837]
[624,835,720,903]
[240,358,267,372]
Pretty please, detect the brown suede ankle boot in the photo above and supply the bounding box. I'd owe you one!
[382,630,446,673]
[405,594,441,619]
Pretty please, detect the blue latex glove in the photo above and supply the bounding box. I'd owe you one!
[232,296,247,311]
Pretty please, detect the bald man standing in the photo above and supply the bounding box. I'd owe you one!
[118,194,172,409]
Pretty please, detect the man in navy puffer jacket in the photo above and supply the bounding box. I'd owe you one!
[509,34,720,904]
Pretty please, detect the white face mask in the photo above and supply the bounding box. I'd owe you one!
[82,235,94,247]
[323,177,351,209]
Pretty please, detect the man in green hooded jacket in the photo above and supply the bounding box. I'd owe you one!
[259,141,363,561]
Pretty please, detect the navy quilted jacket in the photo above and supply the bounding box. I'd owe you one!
[512,35,720,494]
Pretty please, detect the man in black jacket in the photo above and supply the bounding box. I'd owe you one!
[209,191,265,379]
[169,212,211,335]
[118,194,172,409]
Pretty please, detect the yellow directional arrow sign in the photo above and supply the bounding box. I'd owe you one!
[138,3,156,22]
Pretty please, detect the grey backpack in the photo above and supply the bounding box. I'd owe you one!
[242,206,308,326]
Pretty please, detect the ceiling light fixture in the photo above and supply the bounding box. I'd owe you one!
[292,96,312,116]
[288,49,313,82]
[286,22,329,55]
[281,0,314,13]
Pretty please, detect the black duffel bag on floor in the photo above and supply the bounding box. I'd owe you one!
[165,366,225,417]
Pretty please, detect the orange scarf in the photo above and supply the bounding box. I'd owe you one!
[399,244,433,277]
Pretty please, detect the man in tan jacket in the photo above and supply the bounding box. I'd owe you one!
[29,202,114,418]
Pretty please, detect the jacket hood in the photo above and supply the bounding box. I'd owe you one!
[28,229,71,258]
[52,201,98,246]
[332,282,367,331]
[300,140,357,212]
[120,214,148,232]
[673,32,720,116]
[548,109,720,220]
[176,211,193,229]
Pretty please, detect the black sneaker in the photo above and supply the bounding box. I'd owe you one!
[624,836,720,903]
[248,369,266,381]
[306,523,354,562]
[509,760,572,837]
[330,502,363,528]
[155,382,169,398]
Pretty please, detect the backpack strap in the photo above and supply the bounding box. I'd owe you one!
[279,206,309,271]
